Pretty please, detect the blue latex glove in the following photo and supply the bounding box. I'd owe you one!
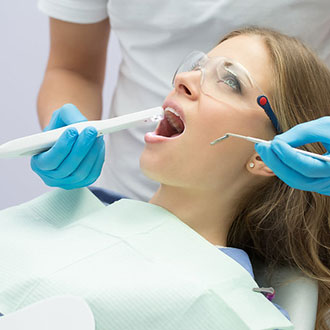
[255,117,330,195]
[31,104,105,189]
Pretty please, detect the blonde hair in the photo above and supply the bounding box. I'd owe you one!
[221,27,330,329]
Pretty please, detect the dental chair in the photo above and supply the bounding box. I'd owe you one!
[253,257,318,330]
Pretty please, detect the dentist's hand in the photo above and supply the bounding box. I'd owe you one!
[31,104,105,189]
[255,117,330,195]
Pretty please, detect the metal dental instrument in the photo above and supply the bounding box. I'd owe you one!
[0,107,163,159]
[211,132,330,162]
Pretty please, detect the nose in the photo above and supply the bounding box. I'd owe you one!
[174,70,201,100]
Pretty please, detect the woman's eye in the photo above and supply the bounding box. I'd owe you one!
[190,64,199,71]
[189,60,202,71]
[222,76,242,93]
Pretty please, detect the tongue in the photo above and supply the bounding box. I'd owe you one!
[155,116,183,138]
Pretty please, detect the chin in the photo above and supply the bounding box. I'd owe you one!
[140,150,182,187]
[139,150,163,183]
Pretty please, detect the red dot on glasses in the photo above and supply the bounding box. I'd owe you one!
[259,96,267,106]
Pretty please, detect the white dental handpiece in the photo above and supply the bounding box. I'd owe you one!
[0,106,163,159]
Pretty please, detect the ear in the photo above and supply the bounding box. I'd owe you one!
[246,153,275,177]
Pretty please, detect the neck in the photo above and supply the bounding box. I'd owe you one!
[149,184,241,246]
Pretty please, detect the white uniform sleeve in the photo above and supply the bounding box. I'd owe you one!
[38,0,109,24]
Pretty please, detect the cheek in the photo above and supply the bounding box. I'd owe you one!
[190,106,260,174]
[197,103,242,144]
[200,99,274,145]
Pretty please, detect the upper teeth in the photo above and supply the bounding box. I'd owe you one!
[164,107,184,133]
[165,107,181,118]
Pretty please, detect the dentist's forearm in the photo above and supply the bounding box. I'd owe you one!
[37,68,104,129]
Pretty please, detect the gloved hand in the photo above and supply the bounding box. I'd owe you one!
[255,116,330,195]
[31,104,105,190]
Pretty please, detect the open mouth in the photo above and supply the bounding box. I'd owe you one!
[155,107,185,138]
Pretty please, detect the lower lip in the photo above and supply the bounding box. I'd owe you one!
[144,132,181,144]
[144,132,168,144]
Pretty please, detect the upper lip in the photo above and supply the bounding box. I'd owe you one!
[162,99,185,123]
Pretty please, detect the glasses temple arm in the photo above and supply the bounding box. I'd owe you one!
[257,95,282,133]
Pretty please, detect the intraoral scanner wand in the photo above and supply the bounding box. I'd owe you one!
[0,106,163,159]
[211,132,330,162]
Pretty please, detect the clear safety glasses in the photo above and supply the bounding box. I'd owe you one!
[172,51,281,133]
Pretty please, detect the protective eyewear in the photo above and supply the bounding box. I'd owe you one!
[172,51,281,133]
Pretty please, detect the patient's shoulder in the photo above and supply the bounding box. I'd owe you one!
[217,246,254,277]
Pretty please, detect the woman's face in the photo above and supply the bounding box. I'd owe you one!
[140,35,275,191]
